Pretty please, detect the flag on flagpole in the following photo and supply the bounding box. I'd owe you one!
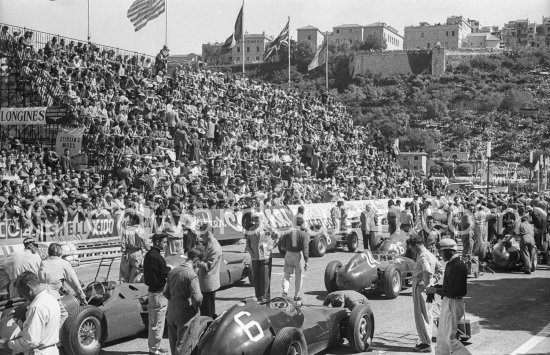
[308,40,328,71]
[221,4,244,53]
[263,19,289,62]
[127,0,166,32]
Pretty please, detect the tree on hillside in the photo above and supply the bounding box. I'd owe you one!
[400,128,438,154]
[352,33,388,51]
[293,41,316,73]
[500,89,534,112]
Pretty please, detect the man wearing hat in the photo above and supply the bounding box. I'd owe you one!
[426,239,470,355]
[4,237,43,298]
[143,234,171,355]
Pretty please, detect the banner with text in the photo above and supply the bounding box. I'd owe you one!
[0,107,47,126]
[55,128,85,156]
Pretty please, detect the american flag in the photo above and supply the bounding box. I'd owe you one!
[127,0,166,32]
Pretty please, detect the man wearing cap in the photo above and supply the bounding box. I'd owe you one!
[196,222,222,318]
[519,213,537,274]
[426,239,470,355]
[279,216,309,301]
[143,234,171,355]
[120,214,149,283]
[38,243,86,328]
[408,234,443,353]
[4,237,42,298]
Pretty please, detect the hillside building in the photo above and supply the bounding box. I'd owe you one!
[397,152,428,173]
[404,16,475,49]
[202,33,273,66]
[297,25,324,48]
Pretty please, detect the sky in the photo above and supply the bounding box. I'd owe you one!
[0,0,548,56]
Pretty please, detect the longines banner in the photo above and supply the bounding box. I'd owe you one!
[0,107,47,126]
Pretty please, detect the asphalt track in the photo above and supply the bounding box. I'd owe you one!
[74,241,550,355]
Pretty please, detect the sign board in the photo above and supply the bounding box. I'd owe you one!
[45,106,69,125]
[55,128,85,156]
[0,107,47,126]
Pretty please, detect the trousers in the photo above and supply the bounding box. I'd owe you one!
[282,251,303,298]
[362,230,375,250]
[520,234,536,272]
[200,291,217,318]
[435,298,471,355]
[251,258,272,301]
[167,312,200,355]
[147,292,167,353]
[412,282,432,345]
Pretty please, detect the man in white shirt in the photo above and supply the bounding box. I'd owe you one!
[4,238,43,298]
[4,271,61,355]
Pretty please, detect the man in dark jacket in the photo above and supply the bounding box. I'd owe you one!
[143,234,171,355]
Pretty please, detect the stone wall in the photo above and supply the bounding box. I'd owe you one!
[349,48,496,77]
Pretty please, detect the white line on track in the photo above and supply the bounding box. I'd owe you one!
[510,322,550,355]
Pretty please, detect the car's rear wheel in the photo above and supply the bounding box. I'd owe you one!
[347,304,375,352]
[383,265,402,299]
[62,306,103,355]
[310,234,327,257]
[324,260,342,292]
[271,327,307,355]
[347,232,359,252]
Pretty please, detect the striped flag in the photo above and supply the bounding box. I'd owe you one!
[127,0,166,32]
[308,40,327,71]
[221,4,244,53]
[263,19,289,62]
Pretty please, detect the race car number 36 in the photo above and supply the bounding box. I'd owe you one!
[234,311,264,342]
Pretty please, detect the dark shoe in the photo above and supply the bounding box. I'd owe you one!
[282,292,288,297]
[413,343,431,352]
[149,350,168,355]
[294,296,302,301]
[524,270,531,274]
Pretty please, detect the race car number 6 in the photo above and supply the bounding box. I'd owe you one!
[234,311,264,342]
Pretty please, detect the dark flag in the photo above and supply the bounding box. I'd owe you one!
[221,4,244,53]
[263,19,289,62]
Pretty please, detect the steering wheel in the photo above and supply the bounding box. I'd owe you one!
[85,281,106,305]
[268,297,292,311]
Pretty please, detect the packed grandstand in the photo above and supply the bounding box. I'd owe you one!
[0,23,449,234]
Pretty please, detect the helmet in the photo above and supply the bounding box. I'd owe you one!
[439,238,457,251]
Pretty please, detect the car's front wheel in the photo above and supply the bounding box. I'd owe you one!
[347,304,375,352]
[62,306,104,355]
[383,265,402,299]
[271,327,308,355]
[324,260,342,292]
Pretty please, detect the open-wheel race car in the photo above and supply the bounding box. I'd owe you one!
[490,235,539,271]
[196,295,375,355]
[324,231,415,299]
[0,252,249,355]
[279,226,361,258]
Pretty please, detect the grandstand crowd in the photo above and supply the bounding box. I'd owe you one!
[0,25,443,226]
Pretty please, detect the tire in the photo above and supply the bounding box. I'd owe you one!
[347,305,375,352]
[62,305,104,355]
[310,234,327,257]
[270,327,307,355]
[324,260,342,292]
[383,265,402,299]
[347,232,359,252]
[278,243,286,256]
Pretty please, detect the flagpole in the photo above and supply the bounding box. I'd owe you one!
[242,0,245,75]
[288,17,291,84]
[165,0,168,46]
[325,31,329,90]
[87,0,90,41]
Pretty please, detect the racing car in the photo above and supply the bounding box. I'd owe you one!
[0,253,248,355]
[279,225,360,258]
[196,296,375,354]
[324,231,415,299]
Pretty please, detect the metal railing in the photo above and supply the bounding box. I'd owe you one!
[0,23,156,62]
